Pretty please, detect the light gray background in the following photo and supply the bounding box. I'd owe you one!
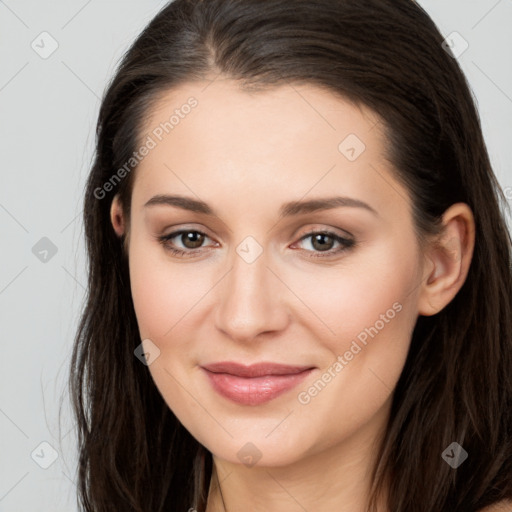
[1,1,511,510]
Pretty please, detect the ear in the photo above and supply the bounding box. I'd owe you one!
[417,203,475,316]
[110,194,126,237]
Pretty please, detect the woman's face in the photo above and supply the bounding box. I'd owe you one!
[120,78,426,468]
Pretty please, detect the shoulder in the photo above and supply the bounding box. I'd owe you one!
[477,499,512,512]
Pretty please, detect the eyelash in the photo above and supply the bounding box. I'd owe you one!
[157,229,355,259]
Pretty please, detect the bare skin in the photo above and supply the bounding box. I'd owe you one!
[110,78,477,511]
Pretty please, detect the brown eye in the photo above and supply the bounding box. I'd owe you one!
[294,230,355,259]
[179,231,205,249]
[310,233,336,252]
[158,229,213,257]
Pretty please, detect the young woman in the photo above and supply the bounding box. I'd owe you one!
[69,1,512,510]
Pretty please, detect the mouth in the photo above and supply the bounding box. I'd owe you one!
[201,361,315,405]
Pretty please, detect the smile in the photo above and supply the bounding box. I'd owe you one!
[201,362,315,405]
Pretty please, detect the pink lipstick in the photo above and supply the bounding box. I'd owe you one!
[201,361,314,405]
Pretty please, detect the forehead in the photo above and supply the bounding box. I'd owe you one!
[131,78,407,220]
[140,78,382,152]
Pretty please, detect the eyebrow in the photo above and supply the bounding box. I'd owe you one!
[144,194,379,218]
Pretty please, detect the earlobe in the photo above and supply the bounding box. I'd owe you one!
[417,203,475,316]
[110,194,125,237]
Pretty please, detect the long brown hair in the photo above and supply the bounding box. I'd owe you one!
[69,0,512,510]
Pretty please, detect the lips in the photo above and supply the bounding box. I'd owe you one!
[201,361,315,405]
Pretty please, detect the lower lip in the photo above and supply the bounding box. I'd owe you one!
[202,368,314,405]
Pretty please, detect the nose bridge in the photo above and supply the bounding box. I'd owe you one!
[214,237,288,340]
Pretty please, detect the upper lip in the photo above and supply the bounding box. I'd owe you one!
[202,361,314,378]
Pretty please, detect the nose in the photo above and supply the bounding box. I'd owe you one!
[214,244,290,343]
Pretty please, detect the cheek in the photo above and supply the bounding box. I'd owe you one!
[287,237,419,351]
[128,241,206,423]
[325,242,419,404]
[130,263,167,339]
[128,236,187,340]
[288,235,420,422]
